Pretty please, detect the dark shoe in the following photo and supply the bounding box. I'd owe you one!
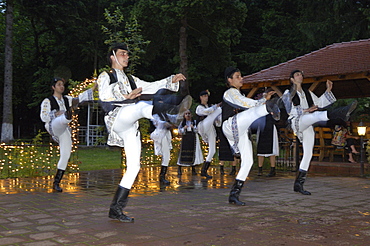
[72,98,79,110]
[175,95,192,123]
[108,186,134,223]
[64,108,73,120]
[220,165,225,175]
[229,179,246,206]
[266,97,280,121]
[152,90,192,124]
[327,100,357,122]
[257,167,263,176]
[200,161,212,178]
[293,170,311,195]
[229,166,236,175]
[159,166,170,185]
[191,166,197,175]
[266,167,276,177]
[53,169,65,192]
[177,166,182,175]
[178,80,189,97]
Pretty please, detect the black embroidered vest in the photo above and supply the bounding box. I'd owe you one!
[48,95,70,112]
[196,104,207,124]
[221,98,244,122]
[292,87,314,107]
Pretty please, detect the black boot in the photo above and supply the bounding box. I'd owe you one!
[327,100,357,122]
[257,167,263,176]
[64,108,73,120]
[71,98,80,110]
[53,169,65,192]
[266,167,276,177]
[265,97,280,121]
[229,166,236,175]
[201,161,212,178]
[159,166,170,185]
[191,165,197,175]
[108,186,134,222]
[152,90,192,123]
[178,80,189,97]
[293,170,311,195]
[177,166,182,175]
[220,165,225,175]
[229,179,246,206]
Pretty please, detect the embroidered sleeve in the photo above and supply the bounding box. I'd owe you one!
[77,88,94,103]
[310,90,336,108]
[98,71,120,101]
[195,105,217,116]
[224,88,264,109]
[133,75,179,94]
[178,123,186,135]
[40,98,55,123]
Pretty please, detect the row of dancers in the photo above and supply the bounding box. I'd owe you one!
[41,43,357,223]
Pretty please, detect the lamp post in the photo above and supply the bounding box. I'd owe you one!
[357,121,367,177]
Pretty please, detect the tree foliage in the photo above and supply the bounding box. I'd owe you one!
[0,0,370,139]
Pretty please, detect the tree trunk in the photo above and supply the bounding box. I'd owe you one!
[1,0,14,143]
[179,16,188,78]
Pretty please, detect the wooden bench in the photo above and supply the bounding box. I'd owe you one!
[279,126,360,163]
[313,127,335,162]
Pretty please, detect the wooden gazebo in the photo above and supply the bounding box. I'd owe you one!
[241,39,370,99]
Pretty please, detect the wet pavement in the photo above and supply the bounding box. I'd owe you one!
[0,166,370,246]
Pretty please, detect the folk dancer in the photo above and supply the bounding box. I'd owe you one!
[177,110,203,175]
[151,114,174,184]
[195,90,222,178]
[98,43,189,222]
[221,67,280,206]
[281,69,357,195]
[40,77,94,192]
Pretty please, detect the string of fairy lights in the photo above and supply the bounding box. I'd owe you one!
[0,74,211,178]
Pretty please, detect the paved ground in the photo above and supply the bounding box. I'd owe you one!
[0,166,369,246]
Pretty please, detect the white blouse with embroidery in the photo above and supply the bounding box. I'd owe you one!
[223,87,266,109]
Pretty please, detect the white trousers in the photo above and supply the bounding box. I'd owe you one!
[113,101,154,189]
[297,111,329,171]
[160,138,171,166]
[50,115,72,170]
[198,107,222,162]
[223,105,269,181]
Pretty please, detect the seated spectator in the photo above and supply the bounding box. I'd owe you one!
[331,121,359,163]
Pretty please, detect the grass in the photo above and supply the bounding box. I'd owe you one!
[77,146,123,171]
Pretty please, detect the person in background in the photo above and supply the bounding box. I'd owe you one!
[255,114,279,177]
[177,110,203,175]
[331,121,359,163]
[217,126,239,175]
[40,77,94,192]
[150,115,174,184]
[196,90,222,178]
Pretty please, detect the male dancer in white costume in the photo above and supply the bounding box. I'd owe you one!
[282,70,357,195]
[221,67,279,206]
[151,114,173,185]
[40,77,94,192]
[195,90,222,178]
[98,43,189,222]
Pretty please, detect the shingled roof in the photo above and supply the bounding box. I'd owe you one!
[241,39,370,99]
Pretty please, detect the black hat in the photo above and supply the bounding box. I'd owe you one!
[109,43,129,53]
[51,77,65,87]
[290,69,303,78]
[107,43,129,66]
[199,90,210,96]
[224,67,239,80]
